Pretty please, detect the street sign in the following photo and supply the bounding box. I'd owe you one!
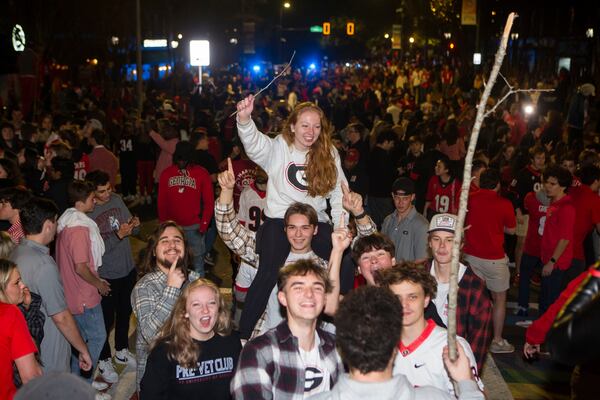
[190,40,210,66]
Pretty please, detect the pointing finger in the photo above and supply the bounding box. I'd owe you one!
[341,182,350,195]
[227,157,234,174]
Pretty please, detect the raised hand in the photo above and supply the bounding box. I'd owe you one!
[236,95,255,124]
[341,182,364,217]
[331,213,353,252]
[166,257,186,289]
[218,158,236,191]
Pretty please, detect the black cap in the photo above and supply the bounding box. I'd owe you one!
[391,177,415,195]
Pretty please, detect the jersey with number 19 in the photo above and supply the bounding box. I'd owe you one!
[425,176,461,215]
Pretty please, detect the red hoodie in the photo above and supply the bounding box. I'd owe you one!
[158,164,214,232]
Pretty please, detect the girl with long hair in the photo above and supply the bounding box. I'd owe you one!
[140,279,241,399]
[235,95,346,256]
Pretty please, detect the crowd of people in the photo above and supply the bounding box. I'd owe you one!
[0,54,599,400]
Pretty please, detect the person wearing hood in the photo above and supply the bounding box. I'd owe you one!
[158,141,214,276]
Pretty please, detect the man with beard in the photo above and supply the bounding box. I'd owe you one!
[131,222,200,390]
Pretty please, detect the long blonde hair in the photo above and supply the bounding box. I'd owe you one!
[281,102,337,197]
[153,279,232,368]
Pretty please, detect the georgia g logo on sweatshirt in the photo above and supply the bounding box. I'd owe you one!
[285,162,308,192]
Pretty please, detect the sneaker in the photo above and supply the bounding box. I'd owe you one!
[98,359,119,383]
[92,380,109,391]
[96,393,112,400]
[115,348,136,366]
[513,306,528,317]
[489,338,515,354]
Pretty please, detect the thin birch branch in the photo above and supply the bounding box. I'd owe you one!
[446,12,517,362]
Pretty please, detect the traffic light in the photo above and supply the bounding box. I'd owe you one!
[323,22,331,35]
[449,42,455,50]
[346,22,354,36]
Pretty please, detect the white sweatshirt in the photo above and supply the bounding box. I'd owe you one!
[237,119,347,228]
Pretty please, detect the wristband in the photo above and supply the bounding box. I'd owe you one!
[353,210,367,220]
[550,257,557,264]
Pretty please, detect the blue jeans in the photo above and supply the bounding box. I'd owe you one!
[517,253,542,310]
[184,226,206,277]
[540,268,565,315]
[71,303,107,381]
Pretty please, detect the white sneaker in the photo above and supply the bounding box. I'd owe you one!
[98,359,119,383]
[95,392,112,400]
[115,348,136,366]
[92,380,109,391]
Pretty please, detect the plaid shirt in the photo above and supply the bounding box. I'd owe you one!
[231,321,343,399]
[8,219,25,244]
[426,260,492,370]
[215,201,377,268]
[18,292,45,348]
[131,268,199,389]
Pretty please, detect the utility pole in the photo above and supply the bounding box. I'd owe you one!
[135,0,143,117]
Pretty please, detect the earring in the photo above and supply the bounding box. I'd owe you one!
[185,313,189,318]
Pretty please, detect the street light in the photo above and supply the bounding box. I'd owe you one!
[409,36,415,44]
[278,2,291,62]
[384,33,389,39]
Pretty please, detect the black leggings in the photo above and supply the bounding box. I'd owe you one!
[99,269,136,360]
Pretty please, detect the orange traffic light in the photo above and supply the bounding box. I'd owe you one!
[449,42,455,50]
[323,22,330,35]
[346,22,354,36]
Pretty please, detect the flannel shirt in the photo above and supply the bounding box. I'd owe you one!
[426,260,492,370]
[131,268,199,389]
[215,201,377,268]
[18,292,45,348]
[8,219,25,244]
[231,321,343,400]
[216,200,376,339]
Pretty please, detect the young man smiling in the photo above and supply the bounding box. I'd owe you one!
[231,260,344,399]
[86,170,140,384]
[131,221,200,390]
[377,264,483,397]
[425,213,492,370]
[216,159,365,339]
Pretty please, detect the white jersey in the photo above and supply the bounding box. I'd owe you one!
[238,184,267,233]
[237,119,347,228]
[392,320,483,396]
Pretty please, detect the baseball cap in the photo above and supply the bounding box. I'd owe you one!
[88,118,103,131]
[428,213,458,233]
[391,177,415,195]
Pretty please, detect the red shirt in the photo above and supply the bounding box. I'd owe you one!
[0,303,37,400]
[158,165,214,232]
[74,153,90,181]
[568,185,600,260]
[523,192,548,257]
[55,226,102,314]
[464,189,516,259]
[526,266,591,344]
[540,195,575,270]
[425,176,461,215]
